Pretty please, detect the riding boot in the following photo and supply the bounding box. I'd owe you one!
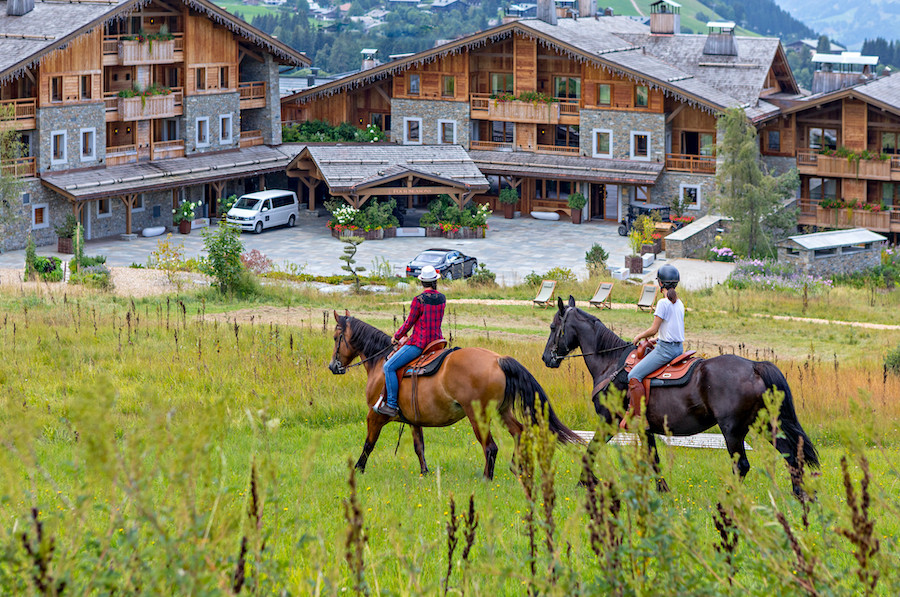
[620,378,646,430]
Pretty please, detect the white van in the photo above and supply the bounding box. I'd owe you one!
[226,190,299,233]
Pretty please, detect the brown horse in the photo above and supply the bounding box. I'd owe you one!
[328,310,581,479]
[542,297,819,497]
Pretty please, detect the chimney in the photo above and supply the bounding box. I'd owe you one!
[307,67,320,87]
[536,0,557,25]
[703,21,737,56]
[604,7,613,16]
[577,0,596,18]
[360,48,378,71]
[650,0,680,35]
[7,0,35,16]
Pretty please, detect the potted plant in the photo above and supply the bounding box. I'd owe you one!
[173,201,197,234]
[567,191,586,224]
[626,227,646,274]
[498,188,519,219]
[54,214,78,254]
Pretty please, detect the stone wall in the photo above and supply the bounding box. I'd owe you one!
[36,103,106,173]
[653,171,717,216]
[239,54,282,145]
[390,98,470,147]
[762,155,797,177]
[182,92,241,155]
[663,214,730,259]
[579,109,665,162]
[777,244,884,276]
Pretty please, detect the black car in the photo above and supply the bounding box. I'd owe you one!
[405,248,478,281]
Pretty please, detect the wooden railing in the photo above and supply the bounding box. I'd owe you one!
[0,156,35,178]
[239,81,266,109]
[536,144,579,155]
[0,98,36,123]
[117,92,179,121]
[239,130,264,148]
[152,139,184,160]
[665,153,716,174]
[470,93,576,124]
[797,151,818,166]
[557,99,580,116]
[105,144,137,166]
[798,197,818,216]
[103,33,183,64]
[469,140,513,150]
[800,197,898,231]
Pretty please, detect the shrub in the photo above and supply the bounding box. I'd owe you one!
[33,256,64,282]
[886,344,900,375]
[24,235,36,281]
[525,267,576,286]
[585,243,609,273]
[726,259,833,293]
[54,214,77,239]
[468,263,497,286]
[69,264,112,290]
[218,194,238,215]
[240,249,274,276]
[567,191,586,210]
[419,196,491,229]
[203,222,246,294]
[710,247,736,262]
[499,188,520,205]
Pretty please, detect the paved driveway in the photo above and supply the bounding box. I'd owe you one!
[1,213,733,287]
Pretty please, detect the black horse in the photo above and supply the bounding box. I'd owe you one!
[542,296,819,496]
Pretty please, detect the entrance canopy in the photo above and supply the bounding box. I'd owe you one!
[286,144,490,210]
[468,150,664,185]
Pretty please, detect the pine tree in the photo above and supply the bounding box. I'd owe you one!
[339,235,366,292]
[713,108,799,258]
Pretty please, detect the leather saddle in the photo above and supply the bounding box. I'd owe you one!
[378,339,459,423]
[624,339,702,399]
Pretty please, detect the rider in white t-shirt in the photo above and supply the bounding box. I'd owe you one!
[622,264,685,429]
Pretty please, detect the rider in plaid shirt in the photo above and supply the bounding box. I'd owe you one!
[375,265,446,417]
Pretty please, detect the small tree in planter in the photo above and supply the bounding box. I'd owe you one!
[173,201,197,234]
[626,225,648,274]
[567,191,587,224]
[340,235,366,292]
[54,214,78,254]
[498,188,519,219]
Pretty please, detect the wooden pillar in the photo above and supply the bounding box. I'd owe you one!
[258,174,265,191]
[210,180,226,217]
[302,178,320,211]
[172,188,179,211]
[119,194,137,235]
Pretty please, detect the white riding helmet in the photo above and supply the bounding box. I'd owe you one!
[418,265,441,282]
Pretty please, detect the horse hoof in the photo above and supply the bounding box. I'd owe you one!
[656,478,670,493]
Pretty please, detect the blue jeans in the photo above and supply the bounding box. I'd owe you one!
[627,340,683,382]
[383,344,423,408]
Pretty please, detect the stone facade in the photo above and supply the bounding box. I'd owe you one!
[182,92,241,155]
[653,171,717,216]
[391,98,470,147]
[762,155,797,178]
[663,215,730,259]
[239,54,282,145]
[579,109,665,162]
[777,244,884,276]
[36,103,106,173]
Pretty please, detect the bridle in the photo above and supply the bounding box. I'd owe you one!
[549,307,633,362]
[332,324,393,373]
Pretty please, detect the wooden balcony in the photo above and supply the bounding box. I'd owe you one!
[102,34,184,66]
[239,81,267,109]
[113,89,182,121]
[536,144,579,156]
[0,156,36,178]
[151,139,185,160]
[239,130,264,148]
[665,153,716,174]
[469,94,579,124]
[797,198,900,233]
[797,151,892,180]
[470,140,513,151]
[0,98,36,131]
[105,144,137,166]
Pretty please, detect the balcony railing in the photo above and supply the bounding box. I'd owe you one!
[239,130,264,148]
[106,144,137,166]
[469,140,513,151]
[470,93,579,124]
[151,139,185,160]
[0,98,36,130]
[665,153,716,174]
[102,33,183,65]
[116,91,180,121]
[798,197,899,232]
[798,150,895,180]
[536,144,579,155]
[239,81,267,109]
[0,156,35,178]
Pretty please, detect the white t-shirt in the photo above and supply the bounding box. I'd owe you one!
[654,297,685,343]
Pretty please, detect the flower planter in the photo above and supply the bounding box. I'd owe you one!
[57,237,74,254]
[503,202,515,219]
[571,209,582,224]
[442,226,486,239]
[426,227,443,238]
[330,227,395,240]
[641,243,655,255]
[117,93,176,121]
[118,38,175,65]
[178,220,192,234]
[626,255,643,274]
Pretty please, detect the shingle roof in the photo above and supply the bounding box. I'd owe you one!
[778,228,887,251]
[468,149,663,185]
[291,144,489,193]
[0,0,309,83]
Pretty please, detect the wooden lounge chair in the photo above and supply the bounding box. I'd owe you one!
[589,282,614,309]
[637,284,657,311]
[532,279,557,308]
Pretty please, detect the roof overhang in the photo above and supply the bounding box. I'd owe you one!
[468,150,664,185]
[776,84,900,120]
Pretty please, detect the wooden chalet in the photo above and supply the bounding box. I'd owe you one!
[281,6,798,223]
[0,0,308,248]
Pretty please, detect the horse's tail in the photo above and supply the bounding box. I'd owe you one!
[498,357,583,445]
[756,361,820,468]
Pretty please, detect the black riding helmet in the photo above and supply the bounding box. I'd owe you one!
[657,264,680,288]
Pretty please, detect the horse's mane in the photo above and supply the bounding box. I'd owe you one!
[344,316,392,357]
[574,308,630,353]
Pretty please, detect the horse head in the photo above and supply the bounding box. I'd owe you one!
[542,295,579,368]
[329,309,355,374]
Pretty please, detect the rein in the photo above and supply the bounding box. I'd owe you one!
[343,343,393,369]
[554,344,632,360]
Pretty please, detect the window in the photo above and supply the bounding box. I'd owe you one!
[97,198,111,218]
[808,177,837,200]
[680,183,701,210]
[133,194,145,213]
[50,130,67,165]
[196,117,209,147]
[32,203,49,230]
[407,74,420,95]
[195,67,206,91]
[556,124,579,148]
[630,131,650,160]
[635,85,649,108]
[635,186,650,203]
[814,248,837,258]
[767,130,781,152]
[437,120,456,144]
[490,73,514,94]
[592,129,612,158]
[80,128,96,162]
[272,194,294,209]
[491,121,514,143]
[882,182,899,208]
[50,77,62,103]
[597,83,611,106]
[553,77,581,99]
[403,117,422,144]
[219,114,233,145]
[881,132,898,155]
[442,75,455,97]
[220,66,229,89]
[370,113,388,132]
[700,133,715,157]
[80,75,92,100]
[808,127,837,151]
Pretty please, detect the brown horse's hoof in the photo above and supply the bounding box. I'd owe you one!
[656,478,670,493]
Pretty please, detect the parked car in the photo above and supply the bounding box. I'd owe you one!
[405,248,477,281]
[226,190,299,234]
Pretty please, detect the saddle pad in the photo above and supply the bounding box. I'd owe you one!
[648,359,702,388]
[404,347,460,378]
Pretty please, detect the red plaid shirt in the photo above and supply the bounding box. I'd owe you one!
[395,289,446,348]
